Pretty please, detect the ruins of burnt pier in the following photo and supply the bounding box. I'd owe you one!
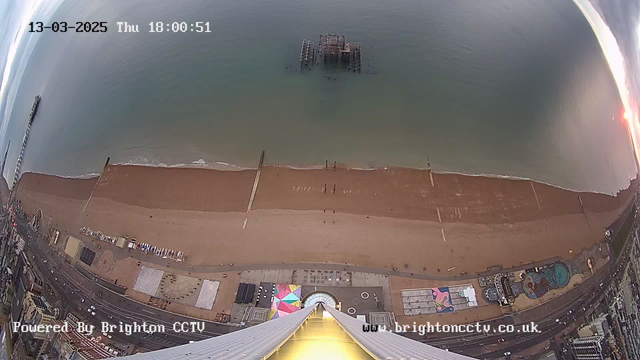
[300,34,362,72]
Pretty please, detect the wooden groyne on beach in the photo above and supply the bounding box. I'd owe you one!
[12,95,41,189]
[244,151,265,228]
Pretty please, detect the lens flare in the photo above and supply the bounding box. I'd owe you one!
[573,0,640,169]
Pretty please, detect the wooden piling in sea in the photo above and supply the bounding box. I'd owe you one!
[299,40,315,69]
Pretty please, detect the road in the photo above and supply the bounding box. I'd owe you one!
[15,217,238,353]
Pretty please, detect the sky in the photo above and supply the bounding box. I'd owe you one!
[0,0,39,135]
[590,0,640,97]
[577,0,640,168]
[0,0,62,152]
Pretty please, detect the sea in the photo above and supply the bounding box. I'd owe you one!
[0,0,637,194]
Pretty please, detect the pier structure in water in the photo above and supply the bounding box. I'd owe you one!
[299,34,362,72]
[12,95,40,188]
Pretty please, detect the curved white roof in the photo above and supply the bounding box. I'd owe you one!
[116,306,315,360]
[115,305,474,360]
[325,305,473,359]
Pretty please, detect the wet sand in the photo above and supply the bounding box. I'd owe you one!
[94,166,256,212]
[254,167,635,224]
[13,165,637,274]
[17,172,97,200]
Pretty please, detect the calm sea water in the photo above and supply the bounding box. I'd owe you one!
[1,0,637,194]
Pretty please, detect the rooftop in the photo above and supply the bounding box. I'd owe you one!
[28,292,52,316]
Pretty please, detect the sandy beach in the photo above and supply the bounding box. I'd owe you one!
[13,165,637,275]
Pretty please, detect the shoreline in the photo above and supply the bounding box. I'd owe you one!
[16,164,638,218]
[16,160,636,196]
